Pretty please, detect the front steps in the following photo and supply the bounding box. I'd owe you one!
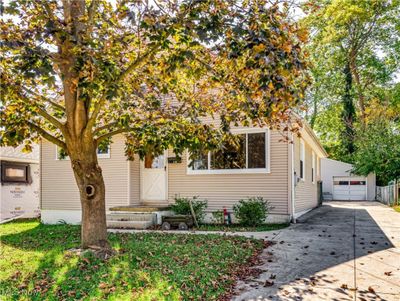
[106,212,156,229]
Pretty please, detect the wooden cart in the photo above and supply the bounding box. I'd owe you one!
[161,215,194,230]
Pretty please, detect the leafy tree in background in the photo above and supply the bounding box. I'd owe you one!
[303,0,400,163]
[0,0,309,251]
[352,83,400,184]
[353,121,400,185]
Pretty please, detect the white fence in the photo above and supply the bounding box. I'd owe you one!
[376,180,399,206]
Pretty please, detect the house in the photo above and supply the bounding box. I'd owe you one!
[0,145,40,222]
[40,119,327,227]
[321,158,376,201]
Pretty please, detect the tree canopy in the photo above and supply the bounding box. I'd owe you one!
[302,0,400,183]
[1,0,309,158]
[0,0,310,249]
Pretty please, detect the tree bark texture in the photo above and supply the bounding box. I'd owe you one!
[70,143,109,249]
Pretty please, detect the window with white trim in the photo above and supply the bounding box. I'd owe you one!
[188,129,269,174]
[312,151,315,184]
[300,139,305,180]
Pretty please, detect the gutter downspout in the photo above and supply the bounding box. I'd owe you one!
[291,133,296,223]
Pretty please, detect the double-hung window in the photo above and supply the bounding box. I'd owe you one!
[300,139,305,180]
[188,129,269,174]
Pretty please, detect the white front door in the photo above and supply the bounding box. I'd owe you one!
[141,153,167,202]
[333,176,367,201]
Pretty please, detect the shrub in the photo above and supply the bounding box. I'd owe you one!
[233,197,271,226]
[211,210,224,224]
[171,196,208,222]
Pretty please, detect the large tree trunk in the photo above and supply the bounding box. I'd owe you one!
[70,146,109,250]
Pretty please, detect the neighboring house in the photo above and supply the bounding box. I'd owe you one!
[321,158,376,201]
[41,119,327,226]
[0,145,40,222]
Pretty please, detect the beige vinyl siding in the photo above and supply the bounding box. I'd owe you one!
[168,130,289,215]
[294,136,318,213]
[129,156,141,206]
[41,135,129,210]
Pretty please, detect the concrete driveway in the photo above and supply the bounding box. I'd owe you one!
[234,201,400,301]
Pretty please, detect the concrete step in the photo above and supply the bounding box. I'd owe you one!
[106,212,155,222]
[106,220,154,229]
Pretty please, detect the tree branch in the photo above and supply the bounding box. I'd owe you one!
[26,121,66,149]
[22,86,65,112]
[35,105,66,131]
[86,45,162,133]
[118,44,162,82]
[17,90,66,132]
[93,121,119,135]
[95,128,128,144]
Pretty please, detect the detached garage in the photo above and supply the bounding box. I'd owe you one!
[321,158,376,201]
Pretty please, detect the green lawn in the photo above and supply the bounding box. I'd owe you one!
[0,219,264,301]
[194,223,289,232]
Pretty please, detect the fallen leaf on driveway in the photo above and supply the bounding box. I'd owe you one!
[330,251,336,255]
[264,280,274,287]
[384,271,392,276]
[340,284,348,289]
[270,274,276,279]
[368,286,376,294]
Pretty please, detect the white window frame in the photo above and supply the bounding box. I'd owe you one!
[187,128,270,175]
[312,151,315,184]
[55,145,111,160]
[300,138,305,180]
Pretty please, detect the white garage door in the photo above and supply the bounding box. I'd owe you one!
[333,176,367,201]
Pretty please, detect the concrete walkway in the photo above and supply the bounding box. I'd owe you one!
[233,201,400,301]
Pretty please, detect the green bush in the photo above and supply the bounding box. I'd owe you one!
[171,196,208,222]
[211,210,225,224]
[233,197,271,226]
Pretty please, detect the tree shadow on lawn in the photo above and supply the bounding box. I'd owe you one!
[0,221,263,300]
[235,203,397,301]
